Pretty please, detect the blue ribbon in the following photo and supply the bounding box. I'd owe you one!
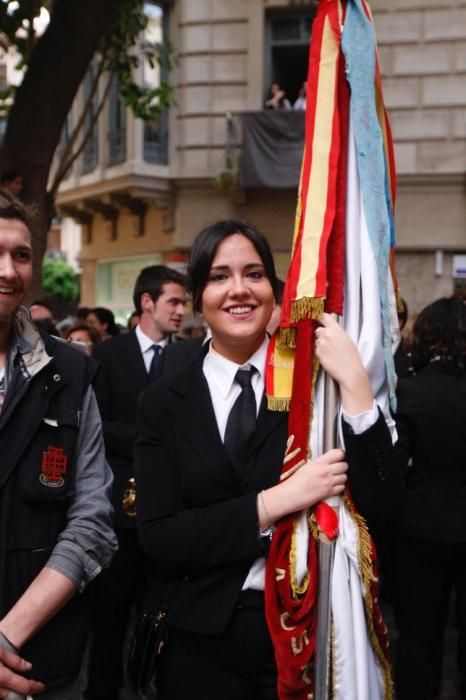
[342,0,397,408]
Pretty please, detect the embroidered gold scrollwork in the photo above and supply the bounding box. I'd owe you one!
[291,630,310,656]
[122,476,137,517]
[275,567,286,582]
[280,612,297,632]
[300,663,313,687]
[280,435,306,481]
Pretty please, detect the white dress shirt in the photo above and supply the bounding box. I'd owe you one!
[135,324,168,373]
[203,339,266,440]
[202,335,379,591]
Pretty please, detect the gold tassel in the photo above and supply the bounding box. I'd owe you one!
[279,327,296,349]
[396,290,404,314]
[267,396,291,412]
[291,297,325,324]
[305,354,321,460]
[343,495,394,700]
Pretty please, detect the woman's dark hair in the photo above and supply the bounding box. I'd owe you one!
[275,278,285,306]
[66,323,100,346]
[188,220,278,312]
[88,307,120,336]
[412,297,466,374]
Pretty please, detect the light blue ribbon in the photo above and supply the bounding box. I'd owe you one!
[342,0,397,408]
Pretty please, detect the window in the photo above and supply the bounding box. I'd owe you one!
[266,10,315,106]
[107,74,127,166]
[143,2,169,164]
[81,65,99,174]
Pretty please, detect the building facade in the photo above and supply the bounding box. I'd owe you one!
[55,0,466,321]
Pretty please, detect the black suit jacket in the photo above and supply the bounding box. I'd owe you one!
[395,363,466,542]
[154,336,205,380]
[135,354,396,635]
[93,330,152,527]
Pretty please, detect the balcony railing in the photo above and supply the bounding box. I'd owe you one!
[239,110,304,188]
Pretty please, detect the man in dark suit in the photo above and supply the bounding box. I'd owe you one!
[85,265,187,700]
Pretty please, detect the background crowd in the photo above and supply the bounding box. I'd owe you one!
[0,190,464,699]
[20,265,465,700]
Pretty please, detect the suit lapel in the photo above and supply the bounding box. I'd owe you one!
[251,394,286,453]
[245,394,287,485]
[169,360,243,493]
[126,330,151,390]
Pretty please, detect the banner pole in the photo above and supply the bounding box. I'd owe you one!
[315,316,341,699]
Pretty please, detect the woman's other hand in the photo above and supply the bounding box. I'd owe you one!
[257,449,348,528]
[315,313,373,415]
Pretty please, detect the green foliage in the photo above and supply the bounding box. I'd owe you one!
[42,257,79,301]
[100,0,175,120]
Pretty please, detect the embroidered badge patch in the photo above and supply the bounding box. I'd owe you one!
[40,445,68,488]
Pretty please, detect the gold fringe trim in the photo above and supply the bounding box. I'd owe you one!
[308,513,319,541]
[343,494,394,700]
[267,396,290,412]
[306,354,321,460]
[396,290,404,314]
[290,515,310,598]
[331,622,336,700]
[291,297,325,324]
[279,327,296,349]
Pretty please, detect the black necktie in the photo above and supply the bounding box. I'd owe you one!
[224,367,257,474]
[148,344,162,380]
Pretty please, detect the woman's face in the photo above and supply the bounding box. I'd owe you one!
[68,329,93,356]
[86,312,107,340]
[200,233,274,363]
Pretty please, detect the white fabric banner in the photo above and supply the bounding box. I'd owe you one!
[294,115,398,697]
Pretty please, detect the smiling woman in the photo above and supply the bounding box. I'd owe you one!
[194,229,276,364]
[135,219,392,700]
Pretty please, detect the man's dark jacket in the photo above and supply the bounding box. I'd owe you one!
[0,335,95,686]
[93,330,153,527]
[396,363,466,541]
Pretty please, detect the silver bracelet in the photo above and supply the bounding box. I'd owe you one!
[259,490,273,530]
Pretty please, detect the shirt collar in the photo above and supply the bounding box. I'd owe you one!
[205,335,268,399]
[135,324,169,353]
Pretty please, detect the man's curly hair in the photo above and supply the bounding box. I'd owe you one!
[0,187,33,233]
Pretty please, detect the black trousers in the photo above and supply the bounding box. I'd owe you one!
[85,528,145,700]
[395,537,466,700]
[158,591,278,700]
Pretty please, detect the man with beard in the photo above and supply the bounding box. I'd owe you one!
[85,265,187,700]
[0,189,117,699]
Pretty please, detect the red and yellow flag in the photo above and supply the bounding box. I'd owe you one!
[265,1,397,697]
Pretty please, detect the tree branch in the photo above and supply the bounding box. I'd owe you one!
[0,0,125,191]
[49,58,105,192]
[49,71,113,198]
